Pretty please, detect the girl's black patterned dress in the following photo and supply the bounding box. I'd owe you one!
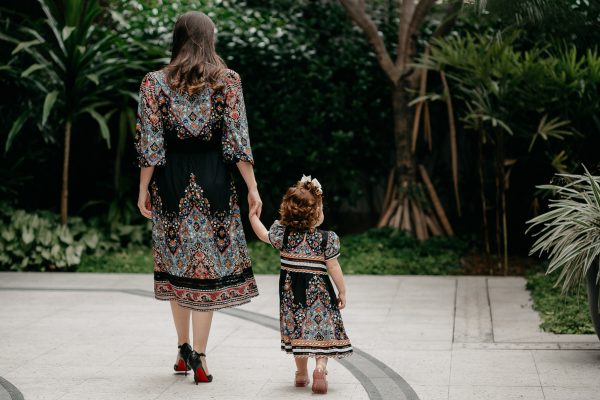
[134,69,259,311]
[268,221,353,358]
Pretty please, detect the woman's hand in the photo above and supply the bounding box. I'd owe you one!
[138,188,152,219]
[337,292,346,310]
[248,188,263,217]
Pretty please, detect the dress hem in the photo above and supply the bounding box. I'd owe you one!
[155,290,259,312]
[280,348,354,359]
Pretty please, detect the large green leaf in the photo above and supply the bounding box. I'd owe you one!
[21,63,45,78]
[61,26,75,41]
[11,39,42,55]
[42,90,59,126]
[84,108,111,148]
[5,111,29,153]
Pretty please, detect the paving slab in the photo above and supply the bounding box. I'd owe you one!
[1,273,599,400]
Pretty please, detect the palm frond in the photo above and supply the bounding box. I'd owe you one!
[527,169,600,293]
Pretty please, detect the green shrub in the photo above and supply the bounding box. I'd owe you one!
[339,228,468,275]
[78,246,153,274]
[526,268,594,334]
[77,228,468,275]
[0,204,151,271]
[247,228,468,275]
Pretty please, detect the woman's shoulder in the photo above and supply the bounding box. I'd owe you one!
[222,68,242,85]
[140,69,168,88]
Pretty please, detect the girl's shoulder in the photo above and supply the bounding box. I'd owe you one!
[267,220,286,250]
[321,229,341,260]
[316,228,339,242]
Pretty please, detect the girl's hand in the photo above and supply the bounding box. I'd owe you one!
[337,292,346,310]
[138,188,152,219]
[248,189,263,217]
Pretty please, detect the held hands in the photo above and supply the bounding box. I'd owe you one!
[248,188,263,218]
[337,292,346,310]
[138,188,152,219]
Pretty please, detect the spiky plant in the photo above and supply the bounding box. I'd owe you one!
[0,0,142,224]
[527,167,600,294]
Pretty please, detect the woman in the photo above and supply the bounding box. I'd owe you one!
[135,11,261,384]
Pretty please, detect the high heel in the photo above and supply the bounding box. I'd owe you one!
[189,351,213,384]
[294,370,310,387]
[173,343,192,375]
[312,368,328,394]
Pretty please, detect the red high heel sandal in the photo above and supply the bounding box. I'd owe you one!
[173,343,192,375]
[190,351,213,384]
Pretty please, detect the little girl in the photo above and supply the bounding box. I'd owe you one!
[250,175,352,394]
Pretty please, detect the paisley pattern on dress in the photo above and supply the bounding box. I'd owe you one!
[135,68,258,311]
[269,221,352,358]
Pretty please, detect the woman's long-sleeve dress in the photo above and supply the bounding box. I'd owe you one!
[134,68,259,311]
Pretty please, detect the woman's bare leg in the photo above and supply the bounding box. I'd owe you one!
[192,310,214,374]
[170,300,191,345]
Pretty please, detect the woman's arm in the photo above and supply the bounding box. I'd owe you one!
[249,214,270,243]
[237,160,262,217]
[326,258,347,309]
[137,167,154,219]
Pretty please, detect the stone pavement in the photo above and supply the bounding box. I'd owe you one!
[0,273,599,400]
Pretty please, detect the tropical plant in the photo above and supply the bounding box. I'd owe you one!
[337,0,464,239]
[527,168,600,294]
[0,202,151,271]
[0,0,142,224]
[414,32,600,273]
[0,205,100,270]
[472,0,600,48]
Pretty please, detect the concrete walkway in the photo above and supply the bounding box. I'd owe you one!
[0,273,599,400]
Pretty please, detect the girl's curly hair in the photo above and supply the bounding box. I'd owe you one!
[279,180,323,231]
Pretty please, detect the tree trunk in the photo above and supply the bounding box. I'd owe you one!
[60,119,72,225]
[392,82,415,179]
[478,129,492,273]
[114,109,127,191]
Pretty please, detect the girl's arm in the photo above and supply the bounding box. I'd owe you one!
[326,258,347,309]
[138,167,154,219]
[249,214,270,244]
[237,161,262,218]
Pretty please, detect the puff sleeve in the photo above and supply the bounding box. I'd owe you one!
[324,231,341,260]
[222,70,254,164]
[268,220,285,250]
[134,72,166,167]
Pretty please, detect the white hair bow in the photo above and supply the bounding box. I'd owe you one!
[300,174,323,195]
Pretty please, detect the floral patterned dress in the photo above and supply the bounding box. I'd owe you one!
[268,220,353,358]
[134,68,259,311]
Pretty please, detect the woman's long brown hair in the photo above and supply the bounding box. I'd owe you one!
[165,11,227,95]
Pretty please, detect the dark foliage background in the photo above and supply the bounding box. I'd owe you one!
[1,0,599,253]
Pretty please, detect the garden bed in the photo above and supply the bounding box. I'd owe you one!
[526,268,594,334]
[78,228,468,275]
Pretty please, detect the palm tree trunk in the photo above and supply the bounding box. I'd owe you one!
[478,129,492,272]
[60,119,72,225]
[114,110,127,191]
[392,83,415,180]
[498,129,509,275]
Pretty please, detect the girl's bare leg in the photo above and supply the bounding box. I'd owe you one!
[312,357,329,394]
[295,357,309,383]
[170,300,191,345]
[315,357,328,372]
[192,310,214,374]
